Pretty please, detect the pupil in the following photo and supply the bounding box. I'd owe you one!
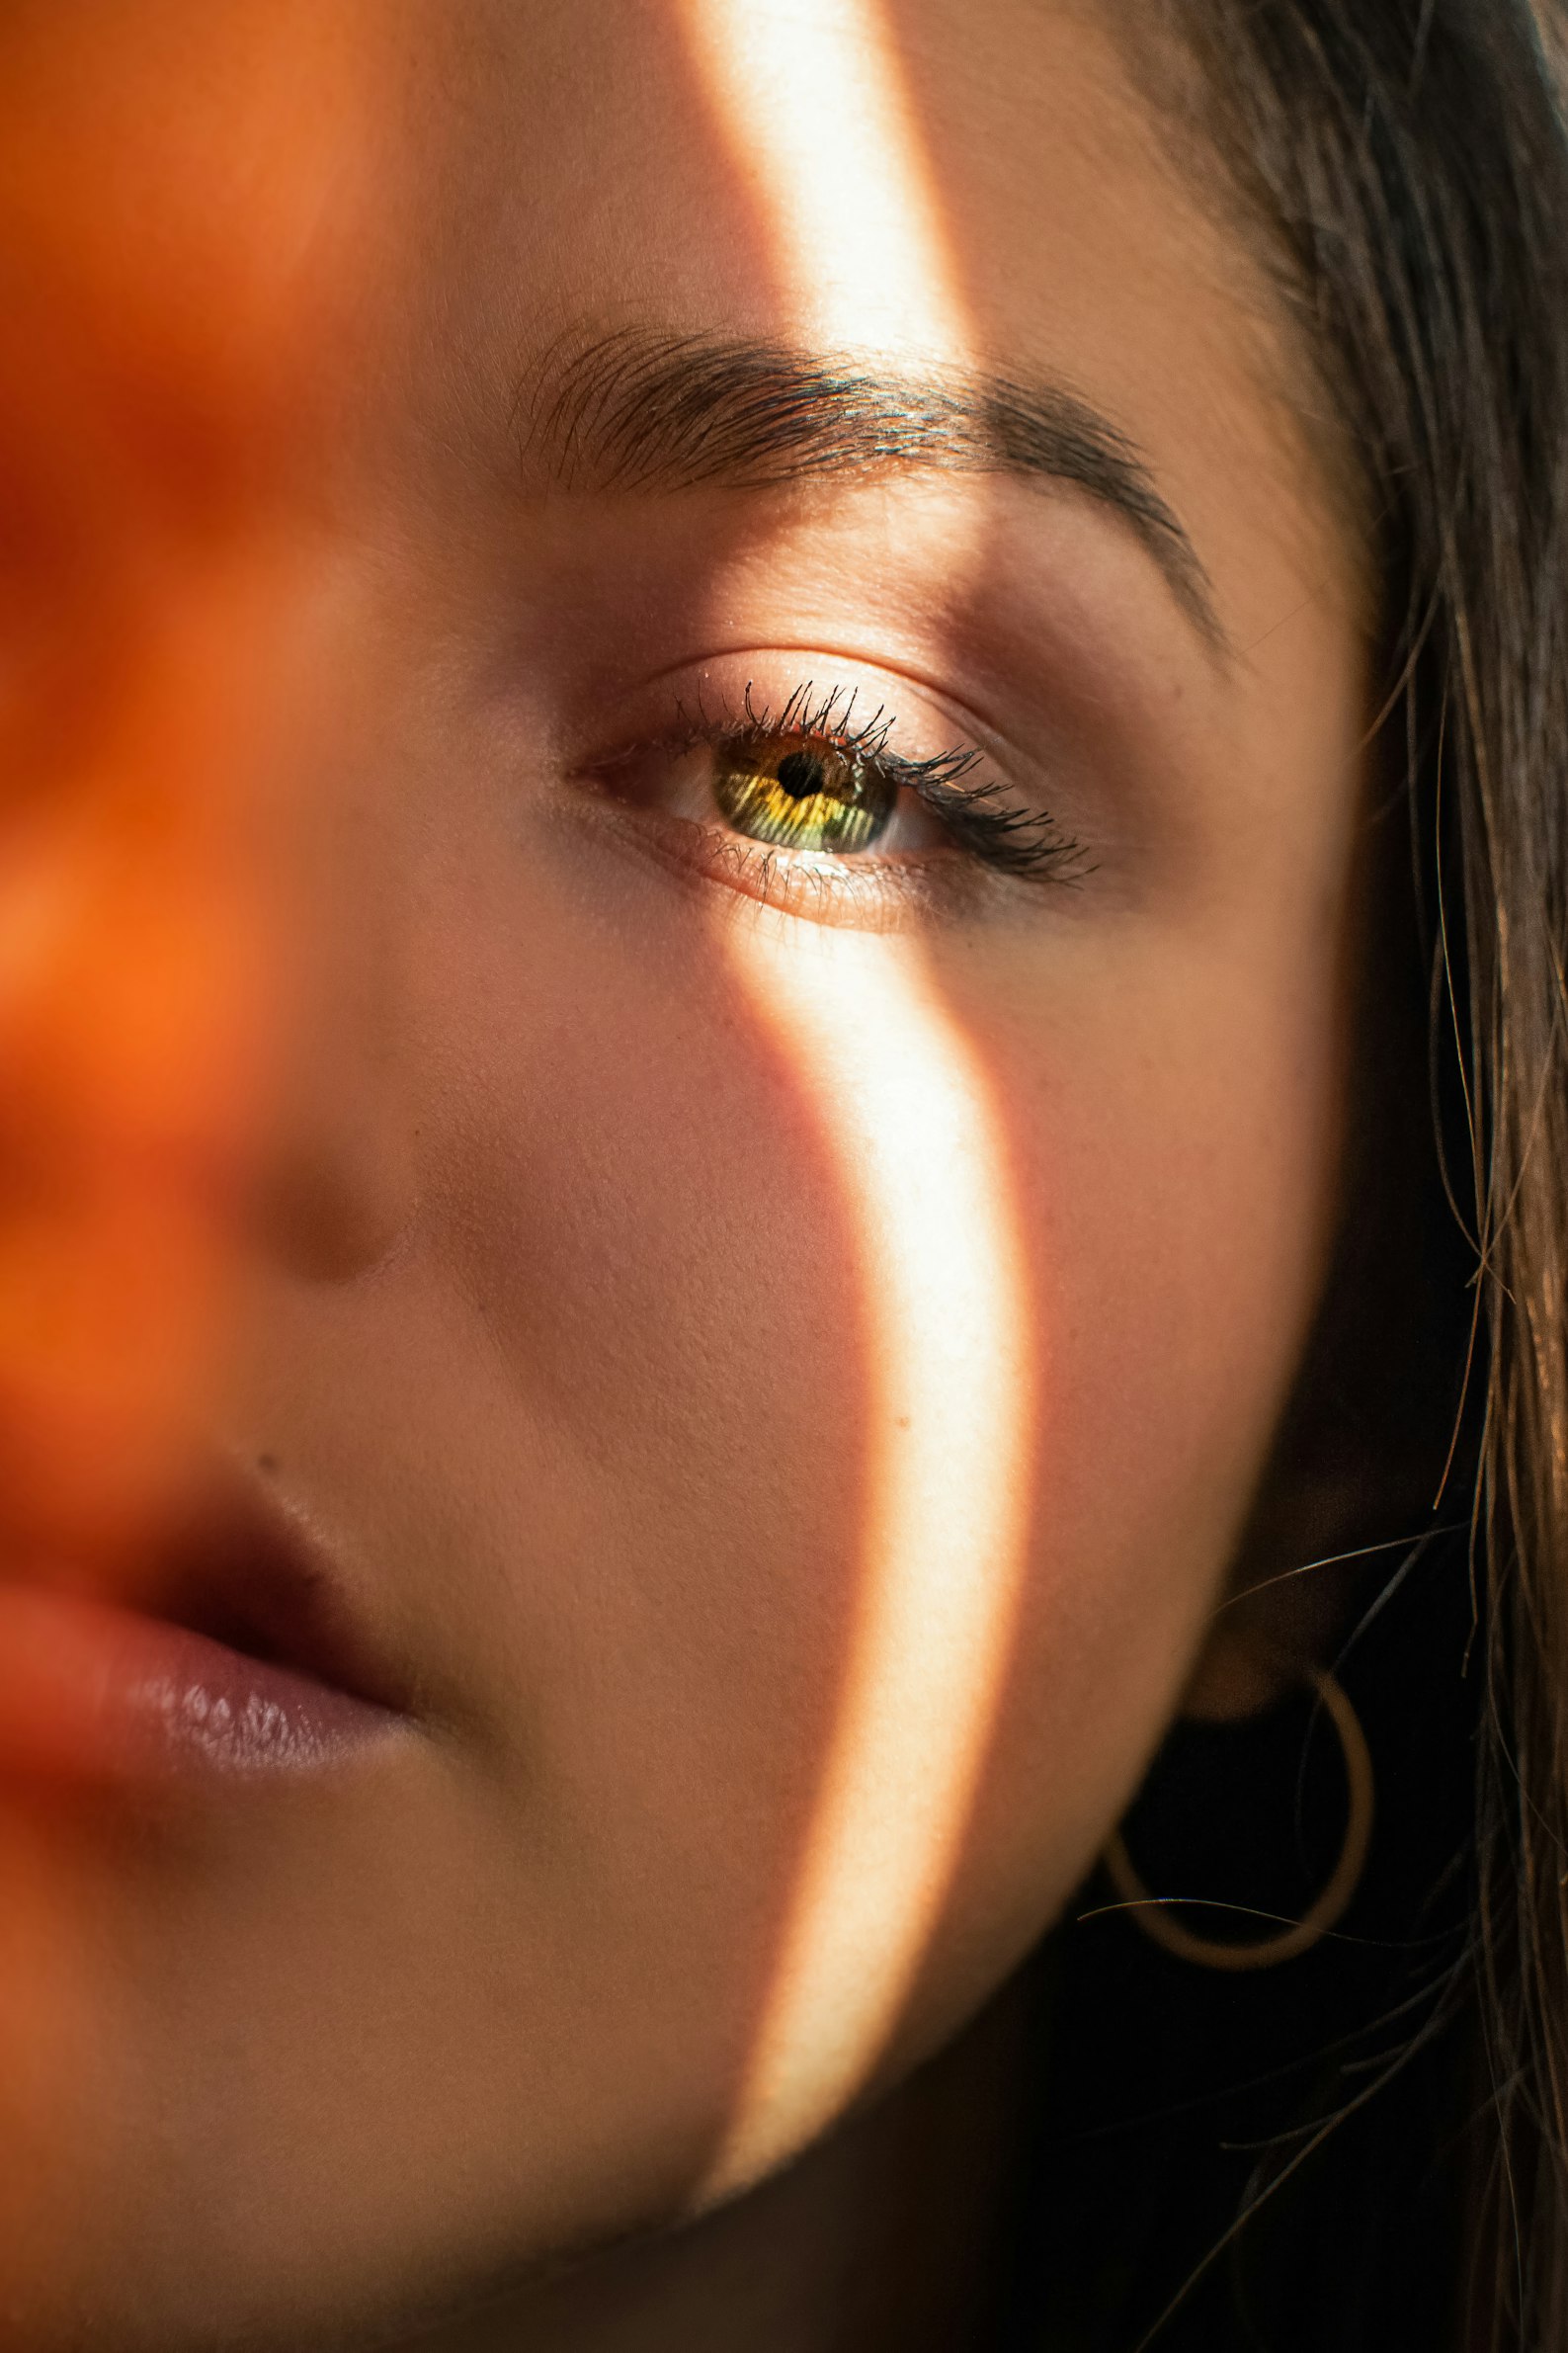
[775,749,826,800]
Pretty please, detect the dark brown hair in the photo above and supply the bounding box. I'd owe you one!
[1005,8,1568,2348]
[1143,4,1568,2342]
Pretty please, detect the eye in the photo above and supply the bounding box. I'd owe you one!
[581,678,1091,910]
[608,682,994,863]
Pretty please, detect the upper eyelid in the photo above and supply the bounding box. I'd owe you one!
[575,638,1038,780]
[612,649,980,731]
[640,678,983,779]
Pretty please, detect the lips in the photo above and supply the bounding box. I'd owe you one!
[0,1474,412,1784]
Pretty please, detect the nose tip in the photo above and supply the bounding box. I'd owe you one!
[239,798,424,1289]
[248,1059,418,1283]
[253,1141,411,1282]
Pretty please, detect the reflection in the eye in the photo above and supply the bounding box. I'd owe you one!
[706,920,1035,2194]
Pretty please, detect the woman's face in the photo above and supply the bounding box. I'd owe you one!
[0,3,1369,2346]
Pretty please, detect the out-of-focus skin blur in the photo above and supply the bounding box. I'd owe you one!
[0,4,386,2311]
[0,1,387,1569]
[0,3,1373,2349]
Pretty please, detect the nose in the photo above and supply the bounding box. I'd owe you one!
[246,844,420,1287]
[252,1066,415,1285]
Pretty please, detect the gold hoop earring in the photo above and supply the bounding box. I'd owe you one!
[1101,1663,1373,1972]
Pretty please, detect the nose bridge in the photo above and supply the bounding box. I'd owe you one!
[249,790,419,1286]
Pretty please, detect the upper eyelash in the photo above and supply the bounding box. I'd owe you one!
[668,679,1090,883]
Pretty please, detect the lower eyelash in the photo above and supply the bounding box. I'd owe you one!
[699,832,900,919]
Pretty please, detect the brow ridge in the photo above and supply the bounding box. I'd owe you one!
[520,324,1225,649]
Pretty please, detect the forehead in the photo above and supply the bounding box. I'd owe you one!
[364,0,1347,648]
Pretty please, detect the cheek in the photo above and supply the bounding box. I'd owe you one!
[1023,1021,1336,1592]
[388,804,1345,2203]
[923,937,1347,2023]
[411,858,885,2011]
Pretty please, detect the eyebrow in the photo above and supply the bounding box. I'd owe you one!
[520,325,1226,653]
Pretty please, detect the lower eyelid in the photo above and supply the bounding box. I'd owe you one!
[651,816,949,924]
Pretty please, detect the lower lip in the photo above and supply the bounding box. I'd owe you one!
[0,1583,406,1784]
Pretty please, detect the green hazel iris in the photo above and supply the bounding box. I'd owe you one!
[711,740,896,854]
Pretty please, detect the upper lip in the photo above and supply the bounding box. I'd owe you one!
[136,1469,413,1717]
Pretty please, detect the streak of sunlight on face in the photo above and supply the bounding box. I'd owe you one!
[678,0,1037,2192]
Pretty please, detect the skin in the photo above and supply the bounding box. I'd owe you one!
[0,3,1376,2347]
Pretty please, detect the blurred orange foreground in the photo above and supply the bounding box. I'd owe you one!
[0,3,377,1594]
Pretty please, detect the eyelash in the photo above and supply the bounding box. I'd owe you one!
[654,680,1087,885]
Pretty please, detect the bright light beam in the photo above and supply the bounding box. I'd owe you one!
[680,0,1037,2196]
[707,921,1036,2192]
[678,0,968,356]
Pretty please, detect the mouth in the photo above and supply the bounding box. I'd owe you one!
[0,1475,413,1785]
